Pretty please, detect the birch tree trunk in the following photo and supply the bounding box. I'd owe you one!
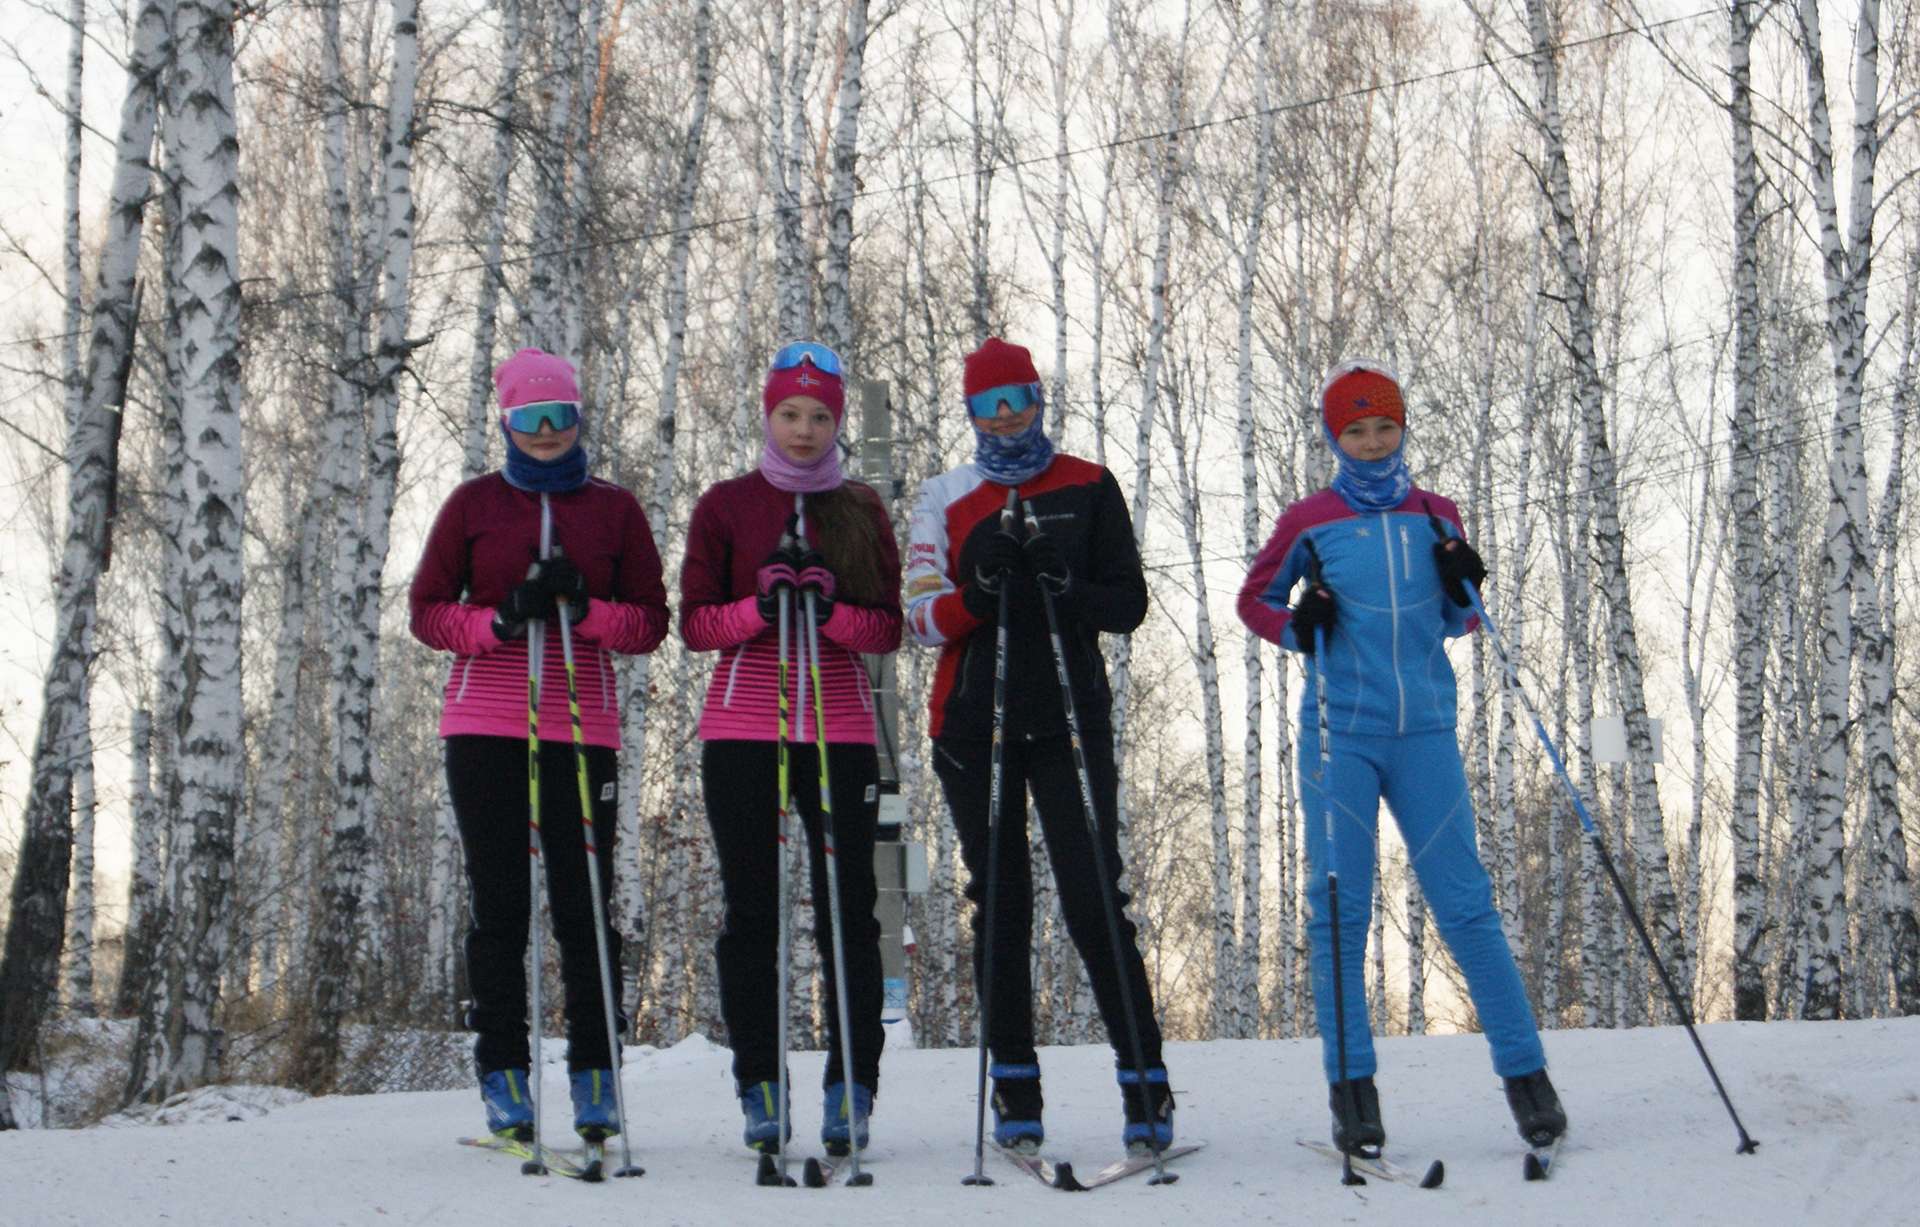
[1523,0,1690,1009]
[116,710,164,1018]
[147,0,247,1099]
[528,0,581,353]
[818,0,868,357]
[1793,0,1884,1019]
[301,0,420,1089]
[767,0,821,340]
[0,0,166,1114]
[1726,0,1770,1022]
[463,0,524,476]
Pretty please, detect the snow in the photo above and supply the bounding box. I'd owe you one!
[2,1018,1914,1226]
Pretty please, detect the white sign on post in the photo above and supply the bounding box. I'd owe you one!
[1589,715,1663,764]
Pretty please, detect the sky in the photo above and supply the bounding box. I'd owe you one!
[3,1014,1914,1226]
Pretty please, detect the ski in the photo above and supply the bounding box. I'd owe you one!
[1522,1135,1563,1181]
[1296,1139,1445,1189]
[803,1153,874,1187]
[1079,1142,1203,1189]
[994,1142,1086,1191]
[457,1134,595,1181]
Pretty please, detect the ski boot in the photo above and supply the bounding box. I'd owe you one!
[570,1068,620,1141]
[1503,1068,1567,1146]
[989,1063,1044,1151]
[740,1080,793,1154]
[479,1068,534,1141]
[821,1082,874,1156]
[1119,1066,1175,1153]
[1329,1075,1385,1157]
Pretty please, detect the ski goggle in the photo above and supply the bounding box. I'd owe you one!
[769,341,844,377]
[966,382,1043,420]
[502,400,581,434]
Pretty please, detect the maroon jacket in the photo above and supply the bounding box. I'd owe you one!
[679,470,901,743]
[409,472,669,747]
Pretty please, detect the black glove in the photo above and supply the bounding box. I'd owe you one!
[1433,537,1487,608]
[755,542,804,625]
[1023,530,1071,598]
[492,568,554,640]
[961,530,1024,620]
[533,555,589,625]
[794,550,838,627]
[1291,584,1337,654]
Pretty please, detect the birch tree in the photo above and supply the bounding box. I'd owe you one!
[0,0,166,1121]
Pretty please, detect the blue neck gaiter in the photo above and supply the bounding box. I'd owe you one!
[501,425,590,493]
[1328,429,1412,514]
[973,409,1056,485]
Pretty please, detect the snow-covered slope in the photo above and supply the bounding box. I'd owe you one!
[3,1017,1912,1226]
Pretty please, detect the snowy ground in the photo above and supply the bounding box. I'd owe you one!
[2,1016,1914,1226]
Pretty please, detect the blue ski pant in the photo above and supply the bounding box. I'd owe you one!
[1298,725,1546,1083]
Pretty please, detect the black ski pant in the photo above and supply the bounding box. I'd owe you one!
[701,739,886,1096]
[933,731,1164,1074]
[447,734,625,1075]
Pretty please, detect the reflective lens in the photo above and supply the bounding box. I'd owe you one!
[504,400,581,434]
[966,382,1042,420]
[769,341,845,377]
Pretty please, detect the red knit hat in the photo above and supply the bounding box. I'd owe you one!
[763,361,845,420]
[494,347,580,410]
[963,336,1041,398]
[1320,360,1406,438]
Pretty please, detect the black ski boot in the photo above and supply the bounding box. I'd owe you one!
[1503,1068,1567,1146]
[1329,1076,1385,1157]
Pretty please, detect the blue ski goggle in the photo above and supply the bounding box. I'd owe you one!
[966,382,1043,420]
[503,400,581,434]
[769,341,844,377]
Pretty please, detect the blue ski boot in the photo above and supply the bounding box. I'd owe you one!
[821,1082,873,1156]
[740,1080,793,1154]
[570,1068,620,1141]
[990,1063,1044,1150]
[479,1068,534,1141]
[1120,1066,1175,1152]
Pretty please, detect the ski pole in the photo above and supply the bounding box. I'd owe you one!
[1420,503,1758,1155]
[964,487,1019,1188]
[554,551,643,1178]
[761,514,800,1188]
[1300,536,1364,1187]
[795,493,875,1187]
[1022,499,1174,1187]
[520,501,553,1176]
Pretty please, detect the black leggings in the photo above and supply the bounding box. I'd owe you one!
[447,734,624,1074]
[701,739,885,1095]
[933,732,1163,1072]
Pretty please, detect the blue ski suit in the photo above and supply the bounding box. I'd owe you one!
[1238,487,1546,1083]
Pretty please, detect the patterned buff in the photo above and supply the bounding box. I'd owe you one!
[760,434,845,493]
[1321,360,1411,514]
[759,347,847,494]
[963,337,1055,485]
[973,405,1055,485]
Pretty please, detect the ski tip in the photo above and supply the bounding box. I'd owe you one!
[803,1157,827,1188]
[1053,1162,1086,1192]
[1523,1152,1548,1181]
[1420,1160,1445,1189]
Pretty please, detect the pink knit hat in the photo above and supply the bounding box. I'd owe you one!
[493,348,580,411]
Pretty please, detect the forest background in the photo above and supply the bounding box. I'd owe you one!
[0,0,1914,1123]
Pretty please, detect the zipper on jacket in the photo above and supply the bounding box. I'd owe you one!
[1381,513,1406,733]
[722,646,744,707]
[454,656,474,702]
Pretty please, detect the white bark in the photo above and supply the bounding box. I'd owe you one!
[463,0,524,478]
[766,0,821,340]
[0,0,165,1092]
[819,0,868,357]
[117,710,165,1018]
[151,0,247,1098]
[528,0,581,353]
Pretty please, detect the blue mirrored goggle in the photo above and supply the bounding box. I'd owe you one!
[503,400,581,434]
[769,341,844,377]
[965,382,1043,419]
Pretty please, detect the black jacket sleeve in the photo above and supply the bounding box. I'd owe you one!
[1071,468,1149,634]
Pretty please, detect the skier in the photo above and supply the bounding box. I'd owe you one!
[679,341,899,1157]
[409,347,669,1144]
[904,336,1175,1154]
[1236,357,1567,1156]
